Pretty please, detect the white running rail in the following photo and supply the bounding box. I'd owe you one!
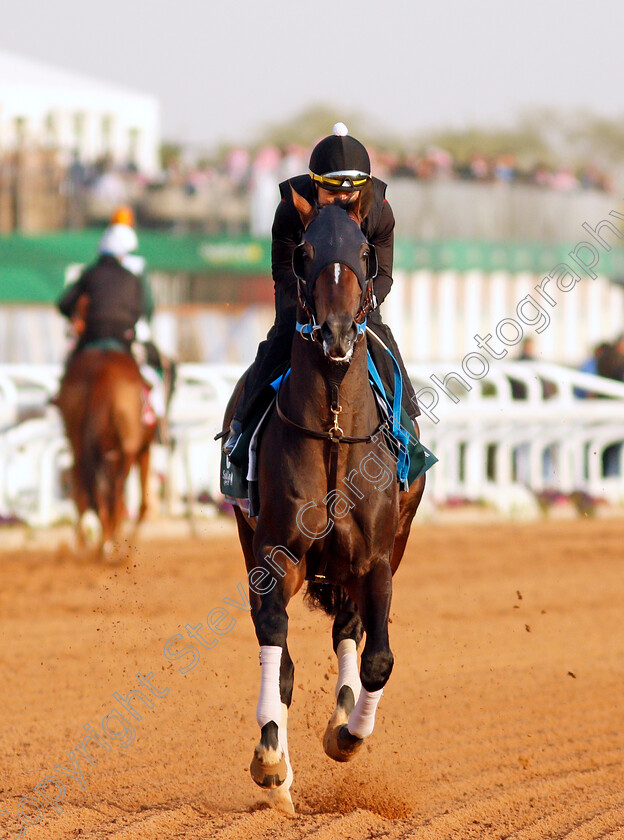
[0,362,623,525]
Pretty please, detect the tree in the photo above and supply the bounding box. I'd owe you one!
[256,103,395,150]
[160,142,182,170]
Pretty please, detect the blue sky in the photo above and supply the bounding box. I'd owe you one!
[2,0,623,148]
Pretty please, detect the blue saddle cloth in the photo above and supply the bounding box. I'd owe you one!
[364,349,437,488]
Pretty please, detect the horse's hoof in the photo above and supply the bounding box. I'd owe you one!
[100,540,124,565]
[323,723,364,762]
[268,786,295,816]
[101,540,116,561]
[250,750,288,789]
[79,510,101,547]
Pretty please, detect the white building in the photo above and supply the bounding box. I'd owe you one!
[0,49,160,174]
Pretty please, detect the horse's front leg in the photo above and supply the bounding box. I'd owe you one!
[323,596,364,761]
[332,561,394,759]
[250,565,300,816]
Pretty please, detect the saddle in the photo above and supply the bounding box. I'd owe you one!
[61,340,158,431]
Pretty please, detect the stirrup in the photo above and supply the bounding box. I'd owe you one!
[223,418,243,455]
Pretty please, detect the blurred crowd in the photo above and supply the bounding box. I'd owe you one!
[67,141,614,233]
[511,335,624,484]
[579,335,624,477]
[580,335,624,383]
[373,148,612,192]
[515,334,624,387]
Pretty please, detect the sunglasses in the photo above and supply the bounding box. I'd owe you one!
[310,171,370,191]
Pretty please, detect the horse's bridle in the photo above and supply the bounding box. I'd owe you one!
[292,204,378,341]
[276,204,385,445]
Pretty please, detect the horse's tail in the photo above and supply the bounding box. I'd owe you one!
[304,581,351,616]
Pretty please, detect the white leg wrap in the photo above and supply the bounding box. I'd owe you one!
[267,702,295,814]
[347,687,383,739]
[256,645,283,728]
[336,638,361,702]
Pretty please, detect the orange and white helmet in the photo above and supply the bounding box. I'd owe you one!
[110,205,135,227]
[99,224,138,258]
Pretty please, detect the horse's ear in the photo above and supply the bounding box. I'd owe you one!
[357,180,375,221]
[290,183,315,228]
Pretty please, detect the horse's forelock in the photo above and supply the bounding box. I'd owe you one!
[325,196,353,212]
[315,196,362,226]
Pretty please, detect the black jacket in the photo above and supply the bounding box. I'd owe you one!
[57,255,146,346]
[272,174,395,308]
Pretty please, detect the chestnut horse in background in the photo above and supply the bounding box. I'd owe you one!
[226,187,426,814]
[57,347,154,561]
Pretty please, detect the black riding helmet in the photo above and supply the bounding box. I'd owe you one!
[309,123,371,192]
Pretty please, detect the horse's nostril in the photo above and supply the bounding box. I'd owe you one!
[319,318,358,360]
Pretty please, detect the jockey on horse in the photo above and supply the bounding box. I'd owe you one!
[57,222,146,356]
[224,122,419,455]
[55,222,157,558]
[107,206,177,428]
[57,214,174,441]
[223,132,432,814]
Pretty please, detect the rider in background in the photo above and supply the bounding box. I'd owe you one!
[108,206,156,342]
[57,221,171,439]
[224,122,419,454]
[106,206,177,431]
[57,222,145,354]
[59,208,176,439]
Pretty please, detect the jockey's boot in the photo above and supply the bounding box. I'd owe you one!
[223,417,243,456]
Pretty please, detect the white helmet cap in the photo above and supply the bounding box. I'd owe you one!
[98,223,138,258]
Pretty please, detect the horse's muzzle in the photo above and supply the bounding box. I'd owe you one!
[320,316,358,362]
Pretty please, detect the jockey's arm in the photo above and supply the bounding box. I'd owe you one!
[140,274,155,321]
[369,199,395,307]
[57,274,86,319]
[271,197,301,303]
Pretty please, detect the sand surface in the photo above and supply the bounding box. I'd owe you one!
[1,517,623,839]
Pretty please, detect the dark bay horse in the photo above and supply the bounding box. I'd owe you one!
[57,347,155,561]
[226,187,425,814]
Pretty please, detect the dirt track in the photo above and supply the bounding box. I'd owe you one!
[1,517,624,839]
